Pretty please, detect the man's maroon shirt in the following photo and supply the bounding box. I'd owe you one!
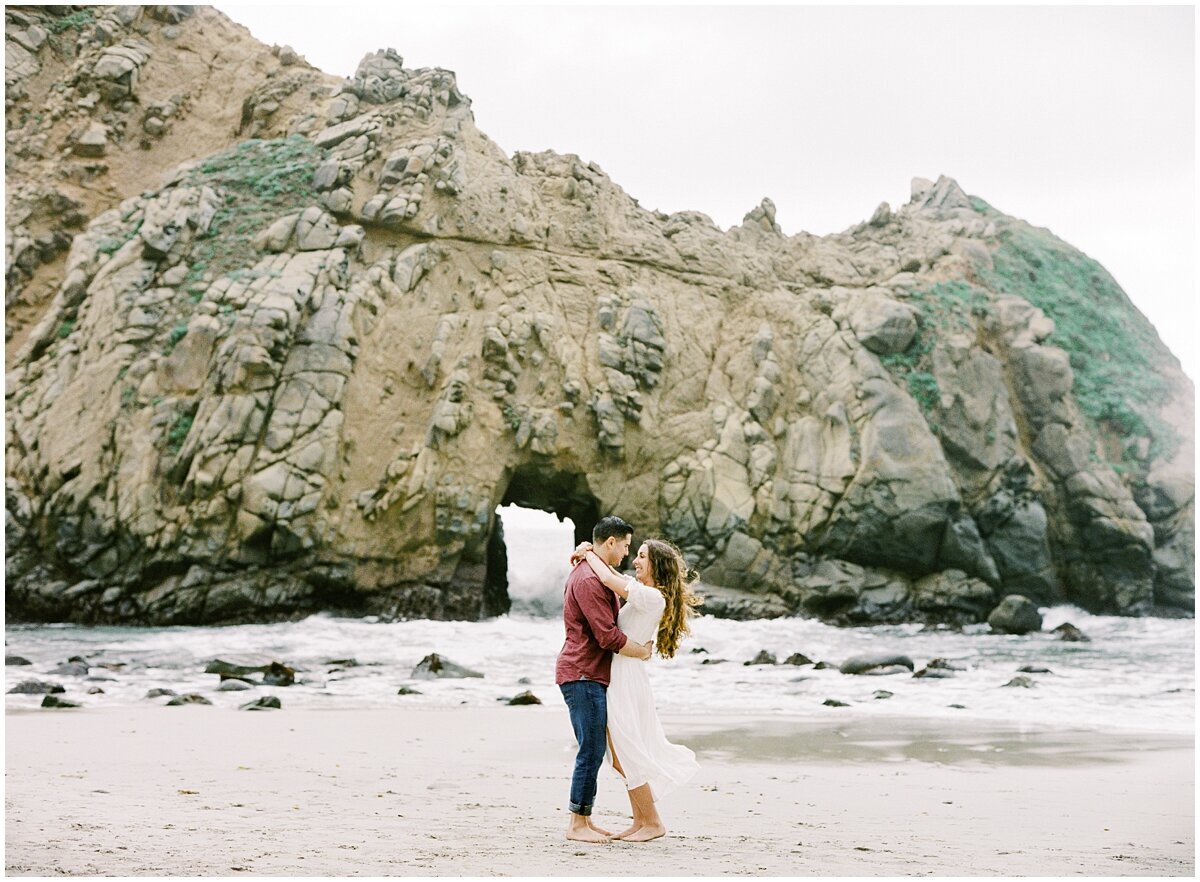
[555,561,629,687]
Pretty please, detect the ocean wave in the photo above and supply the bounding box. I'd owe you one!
[5,607,1193,734]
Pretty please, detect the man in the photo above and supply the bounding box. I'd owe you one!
[556,515,651,843]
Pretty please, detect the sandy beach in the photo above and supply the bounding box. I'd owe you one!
[4,705,1193,876]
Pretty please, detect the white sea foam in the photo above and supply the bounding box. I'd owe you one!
[499,511,572,616]
[5,604,1193,735]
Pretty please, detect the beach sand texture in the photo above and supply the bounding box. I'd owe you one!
[4,707,1193,876]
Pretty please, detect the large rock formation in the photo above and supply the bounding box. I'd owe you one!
[5,7,1194,625]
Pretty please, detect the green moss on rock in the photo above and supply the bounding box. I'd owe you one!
[979,222,1176,463]
[48,9,94,33]
[180,136,325,279]
[166,405,197,456]
[878,281,990,427]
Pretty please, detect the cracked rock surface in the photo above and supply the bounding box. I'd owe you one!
[5,6,1194,625]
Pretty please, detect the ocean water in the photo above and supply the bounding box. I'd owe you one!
[5,515,1194,733]
[5,603,1193,734]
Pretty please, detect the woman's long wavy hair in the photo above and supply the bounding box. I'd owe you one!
[643,539,703,659]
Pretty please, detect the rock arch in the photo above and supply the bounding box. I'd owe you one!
[498,463,601,547]
[3,13,1192,624]
[479,463,602,617]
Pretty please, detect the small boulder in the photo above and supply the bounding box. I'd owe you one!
[849,292,918,355]
[6,655,33,666]
[50,660,90,677]
[205,659,265,677]
[517,677,532,685]
[927,657,965,671]
[913,666,956,679]
[744,650,777,666]
[73,122,108,157]
[910,177,935,200]
[313,160,341,191]
[145,688,178,699]
[324,658,359,667]
[166,693,212,706]
[1002,676,1035,689]
[261,662,295,687]
[322,188,353,215]
[700,658,728,666]
[206,659,295,684]
[872,690,894,700]
[294,207,339,251]
[839,654,915,675]
[914,657,963,678]
[240,696,281,711]
[396,686,423,696]
[87,687,105,695]
[335,225,365,250]
[1052,622,1090,642]
[783,652,814,666]
[146,6,195,24]
[507,690,542,706]
[410,653,483,680]
[813,661,834,670]
[217,679,254,692]
[1017,665,1053,674]
[8,680,65,695]
[253,213,299,252]
[41,695,80,709]
[690,647,708,654]
[987,595,1043,635]
[823,698,850,707]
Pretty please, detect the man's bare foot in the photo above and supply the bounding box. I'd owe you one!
[586,818,614,837]
[621,824,666,842]
[612,824,641,840]
[565,825,610,844]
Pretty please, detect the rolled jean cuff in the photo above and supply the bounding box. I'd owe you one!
[569,801,593,816]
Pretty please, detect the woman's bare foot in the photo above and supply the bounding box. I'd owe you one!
[586,818,614,837]
[612,824,641,840]
[621,824,666,842]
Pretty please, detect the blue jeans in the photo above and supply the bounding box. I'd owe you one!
[560,679,607,816]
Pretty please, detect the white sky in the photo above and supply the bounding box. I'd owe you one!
[217,3,1196,381]
[496,503,573,542]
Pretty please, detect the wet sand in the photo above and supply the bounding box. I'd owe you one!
[4,706,1194,875]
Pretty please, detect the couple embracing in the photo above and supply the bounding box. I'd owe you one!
[555,516,703,843]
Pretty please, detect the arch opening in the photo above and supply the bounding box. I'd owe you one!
[484,464,601,618]
[494,505,575,616]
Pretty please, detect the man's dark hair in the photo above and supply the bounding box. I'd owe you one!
[593,515,633,544]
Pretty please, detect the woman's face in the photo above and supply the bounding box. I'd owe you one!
[633,544,650,582]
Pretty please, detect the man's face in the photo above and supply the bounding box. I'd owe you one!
[600,533,632,567]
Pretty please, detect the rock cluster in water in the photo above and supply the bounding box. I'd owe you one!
[6,638,1080,711]
[4,7,1194,627]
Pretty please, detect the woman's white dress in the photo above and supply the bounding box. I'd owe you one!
[606,576,700,800]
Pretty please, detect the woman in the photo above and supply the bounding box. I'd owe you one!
[570,537,703,842]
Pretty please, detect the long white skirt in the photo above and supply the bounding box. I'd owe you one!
[605,654,699,801]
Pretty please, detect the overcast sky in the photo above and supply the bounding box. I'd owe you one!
[218,3,1195,382]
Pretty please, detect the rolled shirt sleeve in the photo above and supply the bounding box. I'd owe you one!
[578,581,629,653]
